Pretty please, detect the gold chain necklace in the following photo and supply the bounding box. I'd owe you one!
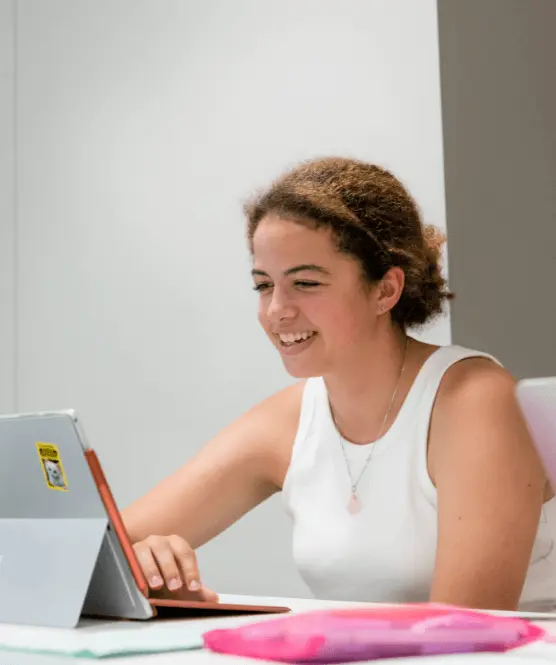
[333,336,409,515]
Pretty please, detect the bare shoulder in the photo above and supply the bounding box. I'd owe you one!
[215,380,306,488]
[429,355,537,482]
[246,380,305,427]
[242,380,305,442]
[436,355,515,405]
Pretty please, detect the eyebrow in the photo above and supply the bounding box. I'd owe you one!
[251,264,332,278]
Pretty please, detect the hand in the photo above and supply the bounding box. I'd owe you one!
[132,534,219,602]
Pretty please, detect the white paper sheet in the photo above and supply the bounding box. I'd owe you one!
[0,614,264,658]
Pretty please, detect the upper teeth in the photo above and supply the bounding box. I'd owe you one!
[278,331,315,343]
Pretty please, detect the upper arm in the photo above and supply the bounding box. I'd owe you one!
[122,382,303,548]
[429,359,547,610]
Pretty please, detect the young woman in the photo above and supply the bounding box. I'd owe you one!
[122,157,556,611]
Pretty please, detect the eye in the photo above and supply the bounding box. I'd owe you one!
[253,282,272,292]
[294,280,321,289]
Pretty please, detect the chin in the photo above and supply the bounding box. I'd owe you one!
[281,358,324,379]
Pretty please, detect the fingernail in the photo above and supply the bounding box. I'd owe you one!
[150,575,163,587]
[188,580,201,591]
[167,578,182,590]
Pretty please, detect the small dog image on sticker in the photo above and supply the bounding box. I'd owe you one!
[36,442,69,491]
[43,459,67,490]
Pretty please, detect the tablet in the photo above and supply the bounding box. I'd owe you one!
[0,410,289,627]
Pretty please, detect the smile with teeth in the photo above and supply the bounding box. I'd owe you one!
[277,331,317,346]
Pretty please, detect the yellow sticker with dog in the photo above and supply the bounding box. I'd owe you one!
[36,442,69,491]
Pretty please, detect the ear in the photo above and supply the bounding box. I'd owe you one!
[376,267,405,315]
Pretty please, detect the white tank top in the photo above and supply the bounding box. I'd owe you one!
[282,344,556,611]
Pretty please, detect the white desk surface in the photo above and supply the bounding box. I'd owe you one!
[3,594,556,664]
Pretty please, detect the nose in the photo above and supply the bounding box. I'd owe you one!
[266,288,297,323]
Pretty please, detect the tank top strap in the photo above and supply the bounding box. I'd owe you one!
[397,344,501,424]
[285,378,322,469]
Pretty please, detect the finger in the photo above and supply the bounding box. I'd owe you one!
[149,539,184,591]
[133,542,164,590]
[199,585,219,603]
[169,535,202,592]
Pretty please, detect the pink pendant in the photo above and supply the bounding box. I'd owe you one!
[347,493,362,514]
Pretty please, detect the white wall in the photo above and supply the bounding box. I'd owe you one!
[13,0,449,596]
[0,0,15,413]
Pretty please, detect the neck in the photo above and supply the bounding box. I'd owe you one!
[324,324,409,445]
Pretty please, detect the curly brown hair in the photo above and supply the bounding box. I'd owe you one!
[245,156,453,329]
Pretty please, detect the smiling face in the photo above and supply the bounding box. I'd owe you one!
[252,214,383,378]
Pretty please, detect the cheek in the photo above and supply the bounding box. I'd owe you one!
[317,296,375,341]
